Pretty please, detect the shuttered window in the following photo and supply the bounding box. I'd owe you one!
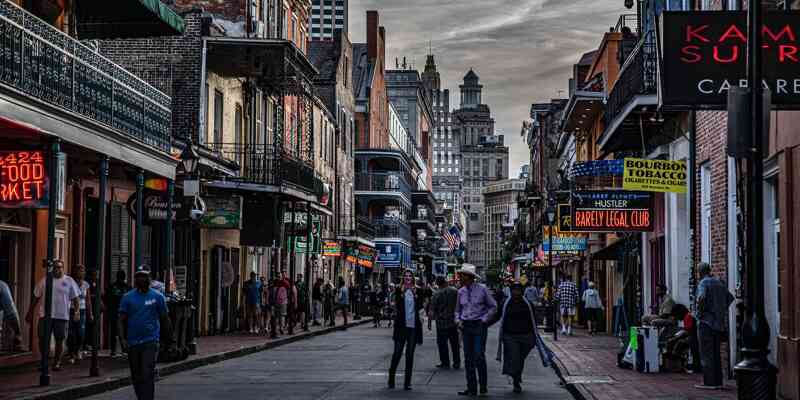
[110,202,131,280]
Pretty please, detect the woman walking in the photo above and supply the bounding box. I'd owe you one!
[493,282,553,393]
[388,270,423,391]
[582,282,604,335]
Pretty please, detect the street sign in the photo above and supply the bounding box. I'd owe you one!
[661,11,800,108]
[570,190,654,232]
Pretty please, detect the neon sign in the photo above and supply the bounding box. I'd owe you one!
[0,151,49,208]
[570,190,654,232]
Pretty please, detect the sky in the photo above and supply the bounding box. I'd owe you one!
[349,0,628,177]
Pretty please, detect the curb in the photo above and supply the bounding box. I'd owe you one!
[542,335,595,400]
[18,320,370,400]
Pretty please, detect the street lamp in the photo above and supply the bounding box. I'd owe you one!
[179,140,200,354]
[546,204,557,341]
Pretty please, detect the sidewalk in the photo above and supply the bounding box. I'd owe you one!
[542,328,737,400]
[0,317,368,400]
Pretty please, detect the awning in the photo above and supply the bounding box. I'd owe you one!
[560,91,605,134]
[591,238,626,261]
[75,0,185,39]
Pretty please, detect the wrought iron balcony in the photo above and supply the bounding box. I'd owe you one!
[373,218,411,239]
[208,142,323,197]
[604,30,657,127]
[355,172,412,195]
[337,215,376,242]
[0,0,171,152]
[413,237,440,257]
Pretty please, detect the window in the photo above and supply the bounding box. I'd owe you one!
[234,103,242,149]
[213,90,223,145]
[700,162,711,263]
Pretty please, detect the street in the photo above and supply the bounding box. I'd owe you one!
[87,324,570,400]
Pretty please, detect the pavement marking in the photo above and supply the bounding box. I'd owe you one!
[564,375,615,385]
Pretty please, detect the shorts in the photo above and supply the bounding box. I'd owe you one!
[261,304,272,313]
[560,306,576,316]
[245,303,259,316]
[38,318,68,341]
[275,304,288,318]
[586,308,602,321]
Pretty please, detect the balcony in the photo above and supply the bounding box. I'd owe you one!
[598,29,658,154]
[207,142,324,198]
[413,237,440,258]
[373,218,411,240]
[337,215,376,243]
[355,172,412,206]
[409,205,436,231]
[0,0,171,153]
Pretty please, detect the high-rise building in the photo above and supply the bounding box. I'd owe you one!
[452,69,509,272]
[310,0,347,41]
[422,53,462,222]
[483,179,526,271]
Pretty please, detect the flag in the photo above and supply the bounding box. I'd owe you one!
[443,225,462,251]
[450,226,462,248]
[443,227,456,250]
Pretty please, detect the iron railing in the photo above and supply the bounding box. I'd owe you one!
[355,172,411,195]
[208,142,323,196]
[614,14,639,35]
[410,205,435,226]
[373,218,411,239]
[337,215,376,241]
[604,30,657,126]
[413,237,440,256]
[0,1,171,152]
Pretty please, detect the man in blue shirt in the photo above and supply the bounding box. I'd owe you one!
[695,262,734,390]
[119,266,171,400]
[242,272,262,334]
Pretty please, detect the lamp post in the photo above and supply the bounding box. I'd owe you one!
[179,141,200,354]
[546,204,557,342]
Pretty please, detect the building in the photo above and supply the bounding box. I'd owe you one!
[0,0,183,364]
[310,0,347,41]
[482,179,526,272]
[453,69,508,272]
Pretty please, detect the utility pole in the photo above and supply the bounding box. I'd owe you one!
[734,0,775,398]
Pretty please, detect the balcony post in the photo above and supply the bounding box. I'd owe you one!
[89,156,109,377]
[135,169,144,268]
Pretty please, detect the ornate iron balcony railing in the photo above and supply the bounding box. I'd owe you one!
[604,30,657,127]
[0,0,171,152]
[208,142,323,197]
[354,172,412,195]
[373,218,411,239]
[337,214,376,242]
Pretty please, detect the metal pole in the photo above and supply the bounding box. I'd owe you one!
[688,111,697,313]
[89,156,108,377]
[39,139,60,386]
[735,0,774,397]
[166,180,174,293]
[135,170,144,268]
[549,223,557,342]
[305,202,313,331]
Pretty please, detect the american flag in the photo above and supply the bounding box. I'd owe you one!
[443,226,462,251]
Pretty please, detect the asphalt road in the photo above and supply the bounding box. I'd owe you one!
[87,323,571,400]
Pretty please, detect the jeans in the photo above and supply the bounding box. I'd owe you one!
[436,326,460,367]
[698,324,723,387]
[312,300,322,323]
[389,327,417,387]
[68,309,86,355]
[462,320,488,392]
[128,342,159,400]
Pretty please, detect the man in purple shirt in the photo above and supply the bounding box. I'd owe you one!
[455,264,497,397]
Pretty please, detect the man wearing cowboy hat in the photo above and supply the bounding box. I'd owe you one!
[455,264,497,397]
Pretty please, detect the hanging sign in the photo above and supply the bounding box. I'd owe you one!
[376,242,401,267]
[542,225,588,252]
[357,244,375,268]
[200,196,242,229]
[126,189,183,224]
[557,204,573,232]
[661,11,800,108]
[570,190,654,232]
[622,158,688,193]
[433,259,448,277]
[0,151,49,208]
[322,240,341,257]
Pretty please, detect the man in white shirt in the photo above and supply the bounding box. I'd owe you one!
[26,260,80,371]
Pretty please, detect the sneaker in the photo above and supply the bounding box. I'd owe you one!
[479,386,488,397]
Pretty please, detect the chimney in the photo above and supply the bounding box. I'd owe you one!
[367,11,379,60]
[378,26,386,67]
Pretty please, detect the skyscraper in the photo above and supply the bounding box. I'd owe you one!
[310,0,347,41]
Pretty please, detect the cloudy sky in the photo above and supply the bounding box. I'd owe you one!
[349,0,627,176]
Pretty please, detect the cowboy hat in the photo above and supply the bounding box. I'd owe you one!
[457,263,479,278]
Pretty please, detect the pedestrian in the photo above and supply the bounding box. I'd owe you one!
[556,275,578,336]
[242,272,261,334]
[118,266,172,400]
[67,264,92,363]
[26,260,79,371]
[0,278,23,352]
[642,284,676,327]
[273,270,290,336]
[260,276,272,335]
[295,273,308,331]
[323,280,334,326]
[492,282,553,393]
[431,276,460,370]
[455,263,497,397]
[581,281,604,335]
[387,270,423,391]
[312,278,323,326]
[523,280,540,306]
[370,284,380,327]
[694,262,734,390]
[334,277,349,327]
[105,270,132,357]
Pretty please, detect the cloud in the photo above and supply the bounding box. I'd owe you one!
[349,0,627,176]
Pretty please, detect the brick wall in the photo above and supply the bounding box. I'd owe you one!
[97,10,204,141]
[694,110,730,281]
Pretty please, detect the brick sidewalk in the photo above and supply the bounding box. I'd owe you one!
[542,328,737,400]
[0,317,367,400]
